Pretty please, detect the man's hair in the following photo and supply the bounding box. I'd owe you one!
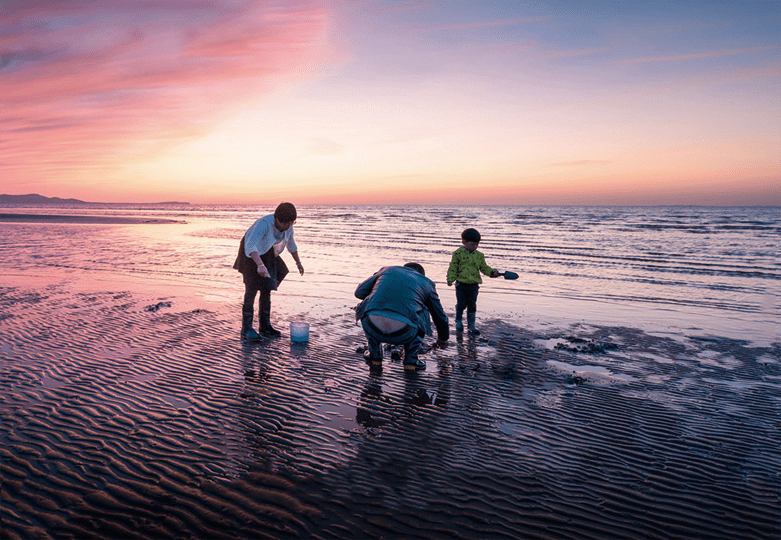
[461,228,481,242]
[274,202,297,223]
[404,262,425,276]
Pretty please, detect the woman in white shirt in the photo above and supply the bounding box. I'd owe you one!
[233,202,304,339]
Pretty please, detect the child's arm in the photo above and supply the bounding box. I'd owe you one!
[478,253,499,278]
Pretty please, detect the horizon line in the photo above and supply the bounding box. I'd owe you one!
[1,195,779,209]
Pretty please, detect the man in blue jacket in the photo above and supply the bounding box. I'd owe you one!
[355,263,449,370]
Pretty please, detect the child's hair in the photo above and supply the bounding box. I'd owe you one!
[461,228,481,243]
[404,262,425,276]
[274,202,297,223]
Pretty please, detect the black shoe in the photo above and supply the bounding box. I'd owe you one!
[260,326,281,337]
[403,358,426,370]
[241,329,262,341]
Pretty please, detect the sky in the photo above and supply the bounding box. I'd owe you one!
[1,0,780,205]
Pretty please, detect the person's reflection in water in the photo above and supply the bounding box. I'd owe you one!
[402,371,448,408]
[356,361,452,431]
[240,340,270,394]
[347,360,453,512]
[455,331,480,372]
[241,352,272,399]
[450,330,489,418]
[356,371,389,429]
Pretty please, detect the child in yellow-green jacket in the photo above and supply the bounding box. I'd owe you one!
[446,228,499,335]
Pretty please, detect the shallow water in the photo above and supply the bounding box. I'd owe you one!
[2,204,779,342]
[1,204,779,539]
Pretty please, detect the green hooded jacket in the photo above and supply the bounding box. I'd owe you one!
[447,247,494,284]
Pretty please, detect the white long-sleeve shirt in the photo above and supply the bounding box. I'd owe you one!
[243,214,297,258]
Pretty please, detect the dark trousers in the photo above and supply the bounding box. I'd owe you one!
[242,247,289,332]
[361,316,423,361]
[455,282,479,313]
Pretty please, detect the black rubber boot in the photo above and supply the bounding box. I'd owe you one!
[241,310,261,341]
[467,312,480,335]
[259,292,281,337]
[241,310,253,334]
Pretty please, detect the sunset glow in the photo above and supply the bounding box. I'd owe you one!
[2,1,779,205]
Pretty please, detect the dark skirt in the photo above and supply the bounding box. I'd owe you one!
[233,237,289,291]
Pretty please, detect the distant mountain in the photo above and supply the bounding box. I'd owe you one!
[0,194,89,204]
[0,194,190,205]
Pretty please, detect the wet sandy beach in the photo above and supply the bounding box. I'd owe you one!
[2,277,779,539]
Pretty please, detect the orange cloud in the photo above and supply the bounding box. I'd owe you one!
[549,160,613,167]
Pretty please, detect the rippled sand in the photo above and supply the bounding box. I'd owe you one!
[1,280,780,539]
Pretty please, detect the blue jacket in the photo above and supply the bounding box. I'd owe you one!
[355,266,449,340]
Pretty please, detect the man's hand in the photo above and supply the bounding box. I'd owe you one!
[296,262,305,275]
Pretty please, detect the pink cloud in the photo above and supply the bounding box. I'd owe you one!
[0,0,330,181]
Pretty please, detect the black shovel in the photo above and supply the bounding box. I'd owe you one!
[497,271,519,280]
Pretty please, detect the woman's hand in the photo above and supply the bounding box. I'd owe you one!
[296,262,305,275]
[256,264,270,278]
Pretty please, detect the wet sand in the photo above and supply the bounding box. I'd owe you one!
[0,213,184,224]
[1,278,779,539]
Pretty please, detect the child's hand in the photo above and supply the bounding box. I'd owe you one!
[490,270,500,278]
[447,281,453,286]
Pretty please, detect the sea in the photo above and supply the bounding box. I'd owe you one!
[1,203,778,345]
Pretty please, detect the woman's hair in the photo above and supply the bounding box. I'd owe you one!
[274,202,297,223]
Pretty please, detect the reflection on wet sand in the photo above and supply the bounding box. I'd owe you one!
[1,282,779,538]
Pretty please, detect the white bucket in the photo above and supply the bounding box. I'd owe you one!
[290,321,309,342]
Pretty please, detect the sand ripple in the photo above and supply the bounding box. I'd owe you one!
[1,284,779,539]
